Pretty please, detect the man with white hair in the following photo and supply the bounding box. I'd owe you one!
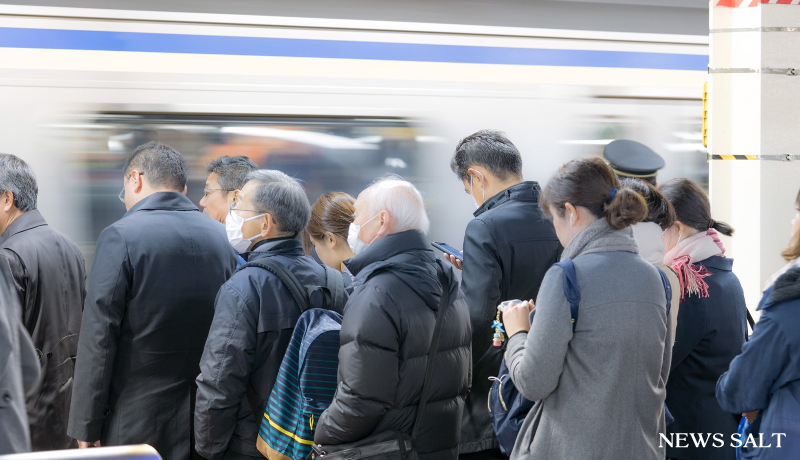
[315,177,471,460]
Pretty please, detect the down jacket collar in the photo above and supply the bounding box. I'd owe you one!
[345,230,443,312]
[766,266,800,308]
[474,181,541,218]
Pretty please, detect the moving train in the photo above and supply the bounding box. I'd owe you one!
[0,2,709,265]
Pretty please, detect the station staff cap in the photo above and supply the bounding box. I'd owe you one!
[603,139,665,180]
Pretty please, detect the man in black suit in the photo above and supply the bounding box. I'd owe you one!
[68,142,238,460]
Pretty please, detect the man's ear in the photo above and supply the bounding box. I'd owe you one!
[1,190,14,212]
[182,185,188,196]
[467,167,487,187]
[376,210,391,237]
[260,213,274,237]
[131,170,145,194]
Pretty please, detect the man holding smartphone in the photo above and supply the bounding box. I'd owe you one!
[448,130,561,459]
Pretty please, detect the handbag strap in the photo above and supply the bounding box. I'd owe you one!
[411,260,451,441]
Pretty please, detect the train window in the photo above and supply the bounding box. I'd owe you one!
[74,114,422,248]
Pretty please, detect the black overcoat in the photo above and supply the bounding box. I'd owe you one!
[458,181,562,453]
[666,256,747,460]
[0,210,86,450]
[67,192,237,460]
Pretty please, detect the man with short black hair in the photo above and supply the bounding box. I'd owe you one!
[68,142,238,460]
[0,153,86,451]
[448,130,561,458]
[200,155,258,223]
[195,170,347,460]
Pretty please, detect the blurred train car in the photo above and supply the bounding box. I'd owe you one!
[0,1,708,266]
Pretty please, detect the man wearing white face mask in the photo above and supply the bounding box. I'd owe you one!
[315,176,471,460]
[448,130,561,458]
[196,170,347,460]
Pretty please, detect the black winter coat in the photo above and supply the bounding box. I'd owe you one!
[459,181,561,453]
[666,256,747,460]
[315,230,471,460]
[0,210,86,451]
[195,238,347,460]
[0,261,41,455]
[67,192,237,460]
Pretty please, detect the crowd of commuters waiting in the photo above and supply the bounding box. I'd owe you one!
[0,131,797,460]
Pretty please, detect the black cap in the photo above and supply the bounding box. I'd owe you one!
[603,139,665,181]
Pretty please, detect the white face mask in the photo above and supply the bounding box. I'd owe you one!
[226,209,265,253]
[470,173,485,209]
[347,214,380,255]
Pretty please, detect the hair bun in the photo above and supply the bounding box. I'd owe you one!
[603,187,648,230]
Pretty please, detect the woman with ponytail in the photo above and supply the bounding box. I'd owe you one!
[659,178,747,460]
[501,157,671,460]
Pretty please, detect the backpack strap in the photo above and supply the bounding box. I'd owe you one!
[553,259,580,332]
[411,260,451,442]
[238,258,311,313]
[656,267,672,315]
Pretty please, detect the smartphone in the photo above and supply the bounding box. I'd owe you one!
[431,242,464,261]
[499,299,523,311]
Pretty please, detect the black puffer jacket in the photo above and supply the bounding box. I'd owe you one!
[315,230,471,460]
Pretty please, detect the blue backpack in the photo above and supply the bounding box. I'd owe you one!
[237,258,346,460]
[489,259,672,456]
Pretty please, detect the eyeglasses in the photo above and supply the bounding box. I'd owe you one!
[118,171,143,203]
[229,201,260,217]
[203,188,232,198]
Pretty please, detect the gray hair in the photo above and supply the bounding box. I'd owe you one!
[245,169,311,235]
[364,176,429,234]
[0,154,37,212]
[206,155,258,191]
[124,142,187,191]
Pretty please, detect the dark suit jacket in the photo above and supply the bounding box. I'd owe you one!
[0,210,86,450]
[459,181,562,453]
[67,192,237,460]
[666,256,747,460]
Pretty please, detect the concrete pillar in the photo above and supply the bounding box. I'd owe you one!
[709,0,800,313]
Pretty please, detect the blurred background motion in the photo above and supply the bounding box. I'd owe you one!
[0,0,708,267]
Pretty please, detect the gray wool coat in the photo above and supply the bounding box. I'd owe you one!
[506,219,671,460]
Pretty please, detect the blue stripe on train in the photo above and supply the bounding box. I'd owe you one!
[0,27,708,71]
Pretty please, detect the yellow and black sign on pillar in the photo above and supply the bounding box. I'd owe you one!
[709,154,759,160]
[703,81,709,149]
